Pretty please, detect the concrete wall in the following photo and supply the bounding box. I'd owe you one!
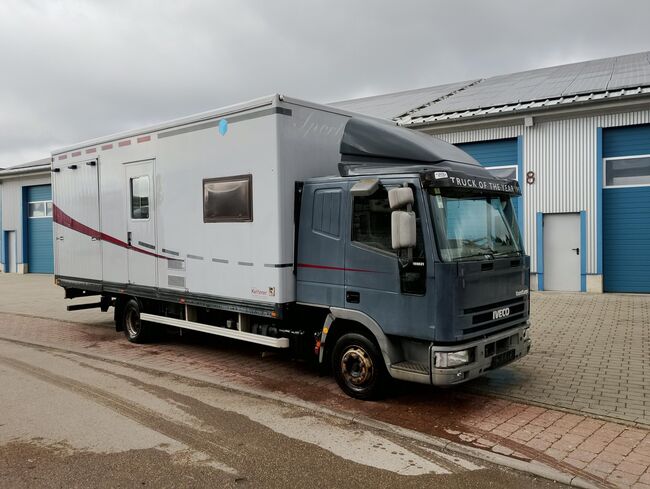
[427,108,650,292]
[0,173,52,273]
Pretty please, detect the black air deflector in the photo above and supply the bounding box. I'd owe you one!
[339,117,479,168]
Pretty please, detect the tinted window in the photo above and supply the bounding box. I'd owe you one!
[130,176,150,219]
[312,188,341,238]
[352,188,392,253]
[203,174,252,222]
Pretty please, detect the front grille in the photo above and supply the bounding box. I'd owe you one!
[462,297,526,335]
[463,296,524,315]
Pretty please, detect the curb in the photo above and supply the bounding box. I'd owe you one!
[0,335,602,488]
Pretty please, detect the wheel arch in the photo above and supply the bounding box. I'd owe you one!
[321,307,400,369]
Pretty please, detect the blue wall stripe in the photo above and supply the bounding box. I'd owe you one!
[596,127,603,275]
[580,210,587,292]
[516,135,524,237]
[536,212,544,291]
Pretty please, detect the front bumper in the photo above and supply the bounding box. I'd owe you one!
[430,324,531,386]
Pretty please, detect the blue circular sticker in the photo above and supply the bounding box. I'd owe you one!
[218,119,228,136]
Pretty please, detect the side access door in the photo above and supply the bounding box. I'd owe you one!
[344,181,429,340]
[53,158,102,281]
[124,160,157,287]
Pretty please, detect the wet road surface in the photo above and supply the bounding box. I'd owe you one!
[0,339,569,488]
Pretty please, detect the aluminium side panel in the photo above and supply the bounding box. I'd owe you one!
[154,106,284,303]
[276,102,351,301]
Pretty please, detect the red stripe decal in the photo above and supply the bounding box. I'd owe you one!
[86,148,97,154]
[297,263,382,273]
[53,204,167,260]
[58,155,67,161]
[102,144,113,150]
[118,140,131,147]
[71,151,82,157]
[137,135,151,143]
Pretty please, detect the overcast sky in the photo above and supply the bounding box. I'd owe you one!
[1,0,649,167]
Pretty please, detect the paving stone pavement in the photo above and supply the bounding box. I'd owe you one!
[469,292,650,427]
[1,274,650,488]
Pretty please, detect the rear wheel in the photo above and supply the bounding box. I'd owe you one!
[122,298,152,343]
[332,332,387,400]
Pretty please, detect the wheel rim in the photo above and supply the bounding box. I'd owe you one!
[340,345,374,388]
[125,308,141,337]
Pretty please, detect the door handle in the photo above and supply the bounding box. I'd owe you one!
[346,291,360,304]
[91,237,98,241]
[127,232,132,246]
[571,248,580,255]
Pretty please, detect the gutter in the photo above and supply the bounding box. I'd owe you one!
[0,165,52,180]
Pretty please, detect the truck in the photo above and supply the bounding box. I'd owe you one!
[52,94,531,399]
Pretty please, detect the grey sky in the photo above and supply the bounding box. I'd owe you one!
[1,0,649,167]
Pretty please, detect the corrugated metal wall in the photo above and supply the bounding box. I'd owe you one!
[429,109,650,274]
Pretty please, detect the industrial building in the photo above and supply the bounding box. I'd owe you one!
[334,51,650,294]
[0,159,53,274]
[1,50,650,293]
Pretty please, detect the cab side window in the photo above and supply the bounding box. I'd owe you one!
[352,188,393,253]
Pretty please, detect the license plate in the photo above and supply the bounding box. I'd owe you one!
[491,349,515,368]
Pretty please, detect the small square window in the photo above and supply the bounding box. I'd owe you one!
[28,202,46,218]
[130,176,150,219]
[605,156,650,187]
[203,174,252,223]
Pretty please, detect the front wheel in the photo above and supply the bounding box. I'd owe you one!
[332,333,387,400]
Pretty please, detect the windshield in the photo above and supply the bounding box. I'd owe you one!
[429,190,522,261]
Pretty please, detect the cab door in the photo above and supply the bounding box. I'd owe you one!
[125,160,157,287]
[344,182,429,340]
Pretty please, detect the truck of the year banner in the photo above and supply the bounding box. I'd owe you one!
[52,94,531,399]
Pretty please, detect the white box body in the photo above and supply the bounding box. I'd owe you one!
[52,95,353,306]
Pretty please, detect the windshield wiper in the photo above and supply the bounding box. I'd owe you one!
[456,251,495,262]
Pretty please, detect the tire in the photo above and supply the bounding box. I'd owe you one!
[122,298,152,343]
[331,332,387,400]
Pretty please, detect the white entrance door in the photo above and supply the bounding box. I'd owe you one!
[125,160,157,287]
[543,213,581,291]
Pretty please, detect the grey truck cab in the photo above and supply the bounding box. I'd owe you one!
[297,118,531,399]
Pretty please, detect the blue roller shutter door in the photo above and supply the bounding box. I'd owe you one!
[26,185,54,274]
[602,124,650,293]
[455,138,521,221]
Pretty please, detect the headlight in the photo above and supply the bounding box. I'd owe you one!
[434,349,472,368]
[523,328,530,340]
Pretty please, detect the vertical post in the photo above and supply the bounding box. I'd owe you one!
[596,127,603,276]
[580,210,587,292]
[536,212,544,291]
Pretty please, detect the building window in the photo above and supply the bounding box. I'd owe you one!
[352,188,393,253]
[604,155,650,188]
[130,175,150,219]
[203,174,252,223]
[486,165,518,180]
[28,200,53,218]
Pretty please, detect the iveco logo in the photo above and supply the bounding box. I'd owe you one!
[493,307,511,320]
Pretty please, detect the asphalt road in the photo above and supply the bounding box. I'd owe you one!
[0,338,570,489]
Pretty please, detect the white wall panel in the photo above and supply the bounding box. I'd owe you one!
[427,109,650,275]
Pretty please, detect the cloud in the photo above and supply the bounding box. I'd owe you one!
[1,0,649,166]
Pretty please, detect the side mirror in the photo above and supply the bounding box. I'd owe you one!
[391,211,416,249]
[388,187,414,210]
